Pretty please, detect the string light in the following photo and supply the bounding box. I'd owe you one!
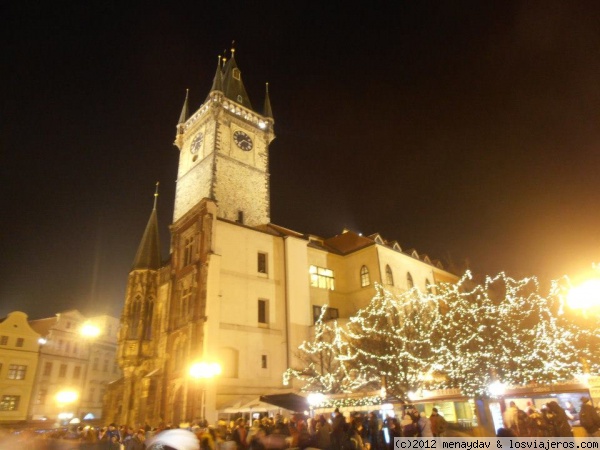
[285,271,600,400]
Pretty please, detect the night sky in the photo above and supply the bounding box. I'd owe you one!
[2,1,600,320]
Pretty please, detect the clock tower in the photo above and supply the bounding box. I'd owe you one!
[173,49,275,226]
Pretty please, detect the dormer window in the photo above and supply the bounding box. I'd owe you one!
[237,210,244,224]
[233,68,241,80]
[237,95,243,103]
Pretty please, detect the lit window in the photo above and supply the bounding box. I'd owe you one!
[312,306,339,324]
[385,265,394,286]
[258,299,268,324]
[16,338,24,347]
[257,253,267,274]
[0,395,20,411]
[309,265,335,290]
[360,265,370,287]
[261,355,267,369]
[36,389,47,405]
[58,364,67,378]
[8,364,27,380]
[407,272,414,289]
[184,235,195,266]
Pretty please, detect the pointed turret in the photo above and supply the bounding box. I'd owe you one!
[263,82,273,119]
[177,89,190,125]
[210,55,223,92]
[221,47,253,109]
[132,183,161,270]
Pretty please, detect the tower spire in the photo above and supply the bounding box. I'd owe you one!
[178,89,189,125]
[132,186,162,270]
[153,182,159,210]
[263,82,273,119]
[210,56,223,92]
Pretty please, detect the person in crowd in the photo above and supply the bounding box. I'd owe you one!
[232,418,248,450]
[366,412,380,450]
[579,397,600,437]
[347,418,368,450]
[125,429,146,450]
[429,408,447,437]
[331,408,347,450]
[545,401,573,437]
[527,405,550,437]
[315,414,332,450]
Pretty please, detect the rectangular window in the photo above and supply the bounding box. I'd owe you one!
[89,388,95,403]
[258,299,268,324]
[65,341,70,353]
[73,343,78,354]
[8,364,27,380]
[0,395,20,411]
[0,336,8,345]
[312,306,339,324]
[58,364,67,378]
[73,366,81,379]
[309,265,335,290]
[92,357,99,371]
[43,362,52,377]
[16,338,24,347]
[36,389,47,405]
[237,210,244,224]
[113,361,119,374]
[103,359,109,372]
[261,355,268,369]
[183,235,195,266]
[257,252,267,274]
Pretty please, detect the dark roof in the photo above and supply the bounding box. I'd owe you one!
[221,53,253,110]
[323,230,375,255]
[29,317,56,335]
[259,393,309,413]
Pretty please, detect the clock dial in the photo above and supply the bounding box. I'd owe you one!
[190,133,204,154]
[233,130,253,151]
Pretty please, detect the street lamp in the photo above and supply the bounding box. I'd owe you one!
[55,390,78,426]
[567,279,600,311]
[189,361,221,421]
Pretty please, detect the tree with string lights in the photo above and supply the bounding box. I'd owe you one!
[285,272,600,400]
[284,306,369,394]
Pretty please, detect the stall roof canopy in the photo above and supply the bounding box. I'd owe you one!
[259,393,309,413]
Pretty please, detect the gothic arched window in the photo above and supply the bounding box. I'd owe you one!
[360,265,370,287]
[407,272,414,289]
[143,299,154,340]
[385,265,394,286]
[128,296,142,339]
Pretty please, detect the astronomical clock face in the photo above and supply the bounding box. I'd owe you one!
[233,130,253,151]
[190,133,204,154]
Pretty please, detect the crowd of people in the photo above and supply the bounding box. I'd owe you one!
[1,398,599,450]
[498,396,600,437]
[0,407,446,450]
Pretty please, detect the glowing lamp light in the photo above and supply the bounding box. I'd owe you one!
[56,390,78,404]
[81,323,101,338]
[189,361,222,379]
[38,338,47,345]
[567,279,600,310]
[307,393,326,407]
[488,381,506,397]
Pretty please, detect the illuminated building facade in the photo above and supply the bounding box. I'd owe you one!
[28,310,120,422]
[108,49,458,427]
[0,312,40,422]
